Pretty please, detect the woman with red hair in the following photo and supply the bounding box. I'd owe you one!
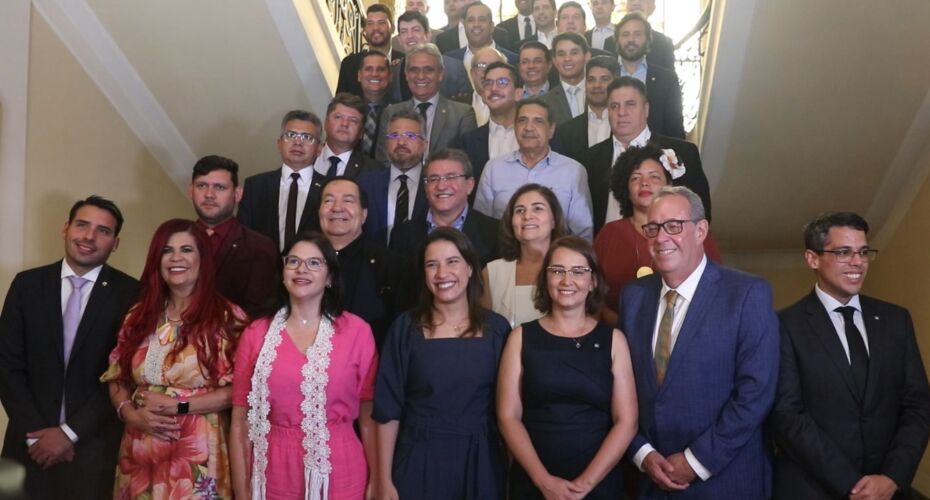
[102,219,245,499]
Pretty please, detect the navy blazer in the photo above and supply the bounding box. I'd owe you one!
[452,123,491,204]
[388,208,500,267]
[357,167,429,245]
[643,63,685,139]
[619,261,780,499]
[772,292,930,499]
[551,111,589,163]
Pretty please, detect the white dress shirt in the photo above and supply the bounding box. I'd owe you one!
[472,91,490,127]
[278,164,314,250]
[488,119,518,160]
[457,22,467,48]
[518,14,536,40]
[590,25,614,51]
[386,163,423,241]
[632,255,713,481]
[536,29,557,49]
[587,106,610,147]
[312,145,353,177]
[815,285,870,360]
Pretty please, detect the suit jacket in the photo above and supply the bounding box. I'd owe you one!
[586,30,618,55]
[336,50,406,99]
[551,110,589,163]
[376,96,478,162]
[453,123,491,203]
[357,167,429,245]
[213,219,279,318]
[444,45,520,67]
[619,261,780,499]
[498,15,533,52]
[0,261,138,498]
[435,25,512,54]
[643,63,685,139]
[541,82,576,126]
[388,208,500,267]
[581,134,712,235]
[772,292,930,499]
[649,30,676,72]
[238,152,380,249]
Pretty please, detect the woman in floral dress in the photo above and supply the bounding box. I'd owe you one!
[102,219,244,499]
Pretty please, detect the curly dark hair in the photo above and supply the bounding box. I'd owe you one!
[610,143,672,218]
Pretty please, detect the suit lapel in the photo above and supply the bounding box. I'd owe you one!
[662,262,720,389]
[344,152,364,179]
[430,98,449,153]
[264,172,282,247]
[46,262,66,367]
[860,298,885,407]
[637,277,662,394]
[804,293,862,403]
[69,265,114,367]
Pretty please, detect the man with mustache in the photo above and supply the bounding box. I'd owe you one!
[624,0,676,72]
[615,12,684,139]
[474,97,593,240]
[0,196,138,499]
[336,4,404,100]
[189,155,277,317]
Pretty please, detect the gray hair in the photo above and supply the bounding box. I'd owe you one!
[405,43,444,71]
[426,148,474,178]
[279,109,321,135]
[388,109,426,136]
[653,185,705,221]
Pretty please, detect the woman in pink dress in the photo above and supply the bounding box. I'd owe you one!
[230,231,378,499]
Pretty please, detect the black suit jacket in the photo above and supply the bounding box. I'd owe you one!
[551,111,589,163]
[0,261,138,498]
[772,292,930,499]
[586,30,618,55]
[643,63,685,139]
[388,209,500,267]
[606,30,675,70]
[357,167,429,245]
[336,50,406,99]
[498,16,532,52]
[340,239,410,351]
[581,133,711,235]
[453,123,491,204]
[213,219,278,318]
[435,26,512,53]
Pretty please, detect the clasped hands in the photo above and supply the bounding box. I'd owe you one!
[127,390,182,441]
[643,451,696,491]
[26,427,74,469]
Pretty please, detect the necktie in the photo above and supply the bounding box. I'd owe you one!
[836,306,869,397]
[284,172,300,243]
[568,86,583,117]
[62,275,89,422]
[417,102,431,134]
[654,290,678,384]
[363,103,378,157]
[523,17,533,40]
[327,156,340,178]
[394,173,410,227]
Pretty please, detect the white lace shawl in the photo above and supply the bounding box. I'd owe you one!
[247,308,335,500]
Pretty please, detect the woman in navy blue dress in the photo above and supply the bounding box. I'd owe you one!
[498,236,638,499]
[373,228,510,499]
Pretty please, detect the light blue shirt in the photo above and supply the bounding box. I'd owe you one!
[619,58,648,83]
[474,149,593,240]
[427,205,468,232]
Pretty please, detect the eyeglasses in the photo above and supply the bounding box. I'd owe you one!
[472,62,489,71]
[424,173,468,184]
[283,256,327,271]
[641,219,697,238]
[817,248,879,263]
[384,131,425,141]
[281,130,318,144]
[546,266,593,278]
[481,77,513,89]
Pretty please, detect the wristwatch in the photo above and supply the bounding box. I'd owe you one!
[177,398,190,415]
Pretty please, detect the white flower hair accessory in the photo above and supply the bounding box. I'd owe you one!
[659,149,686,180]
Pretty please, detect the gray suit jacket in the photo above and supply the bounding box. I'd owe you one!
[376,95,477,162]
[541,82,575,126]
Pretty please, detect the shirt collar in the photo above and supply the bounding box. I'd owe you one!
[412,94,440,108]
[660,254,707,304]
[523,81,550,98]
[281,164,314,183]
[815,283,862,314]
[613,126,652,152]
[314,144,353,176]
[588,106,607,121]
[61,259,103,283]
[390,163,422,182]
[488,119,513,134]
[427,205,469,232]
[510,148,554,169]
[619,57,648,75]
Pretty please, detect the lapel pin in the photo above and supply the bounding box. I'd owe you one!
[594,343,600,349]
[874,315,879,320]
[370,258,376,264]
[102,281,108,287]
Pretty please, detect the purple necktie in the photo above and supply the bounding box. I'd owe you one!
[61,275,89,422]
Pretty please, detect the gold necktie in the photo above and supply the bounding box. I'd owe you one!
[655,290,679,384]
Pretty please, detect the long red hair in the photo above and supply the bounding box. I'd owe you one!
[116,219,242,384]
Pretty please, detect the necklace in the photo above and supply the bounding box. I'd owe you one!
[163,301,183,324]
[430,317,468,334]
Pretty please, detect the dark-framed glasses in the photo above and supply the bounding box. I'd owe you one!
[283,256,327,271]
[424,173,468,184]
[817,248,879,263]
[481,77,512,89]
[384,131,425,141]
[641,219,697,238]
[546,266,593,278]
[281,130,318,144]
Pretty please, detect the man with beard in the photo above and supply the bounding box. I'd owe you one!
[359,111,430,244]
[615,12,684,139]
[357,51,396,158]
[625,0,676,72]
[542,32,591,125]
[475,98,593,240]
[189,155,277,317]
[553,55,618,162]
[0,196,138,499]
[498,0,536,52]
[336,4,404,99]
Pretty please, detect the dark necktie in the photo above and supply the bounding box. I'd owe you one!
[284,172,300,243]
[363,103,378,156]
[327,155,340,178]
[417,101,431,127]
[836,306,869,397]
[523,16,533,40]
[394,173,409,227]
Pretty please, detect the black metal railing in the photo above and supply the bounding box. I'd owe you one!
[673,0,712,133]
[325,0,365,55]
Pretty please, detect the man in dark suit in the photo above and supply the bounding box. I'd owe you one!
[455,61,521,198]
[542,32,592,126]
[0,196,138,499]
[582,77,710,235]
[616,12,684,139]
[359,110,430,245]
[587,0,617,53]
[238,109,324,250]
[443,2,519,68]
[357,51,398,158]
[377,43,477,162]
[336,4,404,99]
[619,186,779,499]
[529,0,558,48]
[313,93,382,181]
[772,212,930,500]
[189,155,277,317]
[626,0,677,71]
[553,55,619,163]
[391,149,499,267]
[318,177,409,350]
[434,12,511,54]
[390,0,441,53]
[498,0,535,52]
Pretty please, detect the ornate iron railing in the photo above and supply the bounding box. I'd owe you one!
[325,0,365,55]
[673,0,712,133]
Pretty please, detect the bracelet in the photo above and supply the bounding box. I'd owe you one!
[116,399,133,421]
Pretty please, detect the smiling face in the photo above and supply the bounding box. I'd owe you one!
[405,51,444,102]
[464,3,494,48]
[160,231,201,295]
[470,48,503,91]
[585,65,614,109]
[516,0,533,15]
[283,241,331,301]
[425,158,474,220]
[533,0,556,31]
[277,119,321,169]
[553,38,587,83]
[515,103,554,154]
[546,246,595,311]
[628,159,668,213]
[617,18,648,62]
[424,239,472,305]
[398,19,430,49]
[363,11,392,49]
[319,179,367,242]
[608,85,649,144]
[557,5,586,34]
[190,169,242,226]
[511,189,556,245]
[62,205,120,275]
[646,194,707,288]
[483,66,518,113]
[805,226,869,304]
[519,47,551,88]
[358,53,391,100]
